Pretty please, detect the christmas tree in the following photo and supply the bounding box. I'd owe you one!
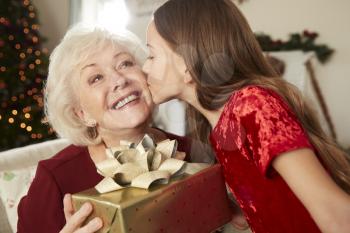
[0,0,56,151]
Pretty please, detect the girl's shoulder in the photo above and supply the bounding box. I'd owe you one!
[232,85,281,103]
[226,85,289,116]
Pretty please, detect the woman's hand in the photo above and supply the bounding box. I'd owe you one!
[230,214,249,230]
[60,194,103,233]
[230,202,249,230]
[226,190,249,230]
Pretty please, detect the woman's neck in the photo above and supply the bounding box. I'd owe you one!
[179,85,223,129]
[99,124,159,148]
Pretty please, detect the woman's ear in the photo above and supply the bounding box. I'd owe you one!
[74,107,96,127]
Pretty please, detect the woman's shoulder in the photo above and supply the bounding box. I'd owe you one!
[38,144,89,174]
[36,144,101,194]
[17,145,93,232]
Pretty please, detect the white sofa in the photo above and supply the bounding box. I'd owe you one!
[0,139,70,233]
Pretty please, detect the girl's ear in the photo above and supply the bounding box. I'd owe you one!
[184,69,193,84]
[174,53,193,84]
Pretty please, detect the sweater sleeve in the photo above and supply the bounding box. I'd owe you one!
[17,162,65,233]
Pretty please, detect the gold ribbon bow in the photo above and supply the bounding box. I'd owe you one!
[95,134,187,193]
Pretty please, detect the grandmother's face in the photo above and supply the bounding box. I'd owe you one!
[76,43,153,132]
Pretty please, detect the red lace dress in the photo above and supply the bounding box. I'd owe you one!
[210,86,321,233]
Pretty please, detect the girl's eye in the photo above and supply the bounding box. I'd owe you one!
[89,74,103,84]
[147,56,154,60]
[118,60,135,69]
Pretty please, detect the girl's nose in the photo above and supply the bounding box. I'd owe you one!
[142,60,150,76]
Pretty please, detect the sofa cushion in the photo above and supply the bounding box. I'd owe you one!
[0,139,70,171]
[0,166,38,232]
[0,198,12,233]
[0,139,70,232]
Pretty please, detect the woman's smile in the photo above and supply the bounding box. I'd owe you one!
[109,91,141,111]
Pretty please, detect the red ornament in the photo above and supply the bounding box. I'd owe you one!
[19,63,26,69]
[309,32,319,39]
[303,30,318,39]
[2,19,10,26]
[303,30,310,37]
[275,40,283,45]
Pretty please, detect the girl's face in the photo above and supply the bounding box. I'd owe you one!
[76,43,154,134]
[143,21,189,105]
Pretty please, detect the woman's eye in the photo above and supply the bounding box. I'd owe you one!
[147,56,154,60]
[118,60,135,69]
[89,74,103,84]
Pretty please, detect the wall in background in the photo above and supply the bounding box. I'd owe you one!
[32,0,350,147]
[237,0,350,147]
[31,0,70,52]
[128,0,350,147]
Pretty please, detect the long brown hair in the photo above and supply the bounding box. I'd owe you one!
[154,0,350,192]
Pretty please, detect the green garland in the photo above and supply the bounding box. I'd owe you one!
[255,30,334,63]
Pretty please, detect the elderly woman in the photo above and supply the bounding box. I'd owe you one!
[16,26,193,233]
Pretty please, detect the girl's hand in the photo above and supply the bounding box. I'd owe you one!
[60,194,103,233]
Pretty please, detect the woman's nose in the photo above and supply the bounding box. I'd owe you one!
[111,74,128,92]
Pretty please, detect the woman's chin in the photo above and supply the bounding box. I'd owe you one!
[103,118,148,133]
[112,109,150,129]
[126,115,149,128]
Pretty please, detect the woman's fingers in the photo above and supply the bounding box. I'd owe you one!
[231,214,249,230]
[60,200,103,233]
[228,200,249,230]
[74,218,103,233]
[61,202,93,233]
[63,194,74,221]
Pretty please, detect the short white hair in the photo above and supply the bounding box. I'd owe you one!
[44,25,146,146]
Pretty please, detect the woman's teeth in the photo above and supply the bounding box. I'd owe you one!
[113,94,138,110]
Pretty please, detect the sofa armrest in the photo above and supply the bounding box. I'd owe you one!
[0,139,70,171]
[0,139,71,233]
[0,198,12,233]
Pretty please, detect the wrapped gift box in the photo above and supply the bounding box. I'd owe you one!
[72,164,232,233]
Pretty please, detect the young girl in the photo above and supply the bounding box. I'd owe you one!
[142,0,350,232]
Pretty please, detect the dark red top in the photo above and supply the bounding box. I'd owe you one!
[210,86,321,233]
[17,132,192,233]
